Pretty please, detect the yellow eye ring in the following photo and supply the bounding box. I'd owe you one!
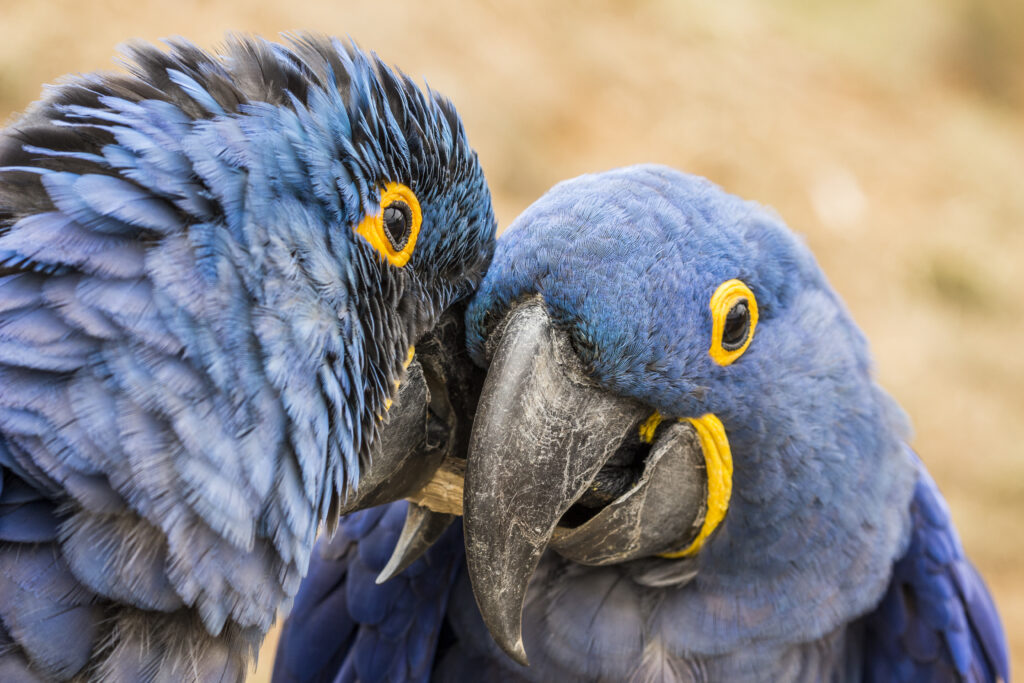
[709,279,758,366]
[355,182,422,267]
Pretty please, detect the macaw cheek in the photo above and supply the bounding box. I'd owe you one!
[334,305,480,519]
[335,358,443,516]
[550,420,707,565]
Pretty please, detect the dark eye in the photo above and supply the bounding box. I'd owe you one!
[382,201,413,251]
[721,300,750,351]
[709,279,757,365]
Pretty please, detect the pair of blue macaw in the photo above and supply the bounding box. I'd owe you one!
[0,34,1009,682]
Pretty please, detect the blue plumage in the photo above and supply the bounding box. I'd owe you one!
[279,164,1008,681]
[864,463,1009,682]
[463,166,914,667]
[273,501,464,683]
[0,34,494,680]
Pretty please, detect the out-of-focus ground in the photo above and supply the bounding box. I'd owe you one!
[2,0,1022,678]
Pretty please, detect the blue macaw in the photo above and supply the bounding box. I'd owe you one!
[274,165,1009,681]
[0,35,495,679]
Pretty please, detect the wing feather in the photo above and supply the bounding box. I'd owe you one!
[864,463,1010,682]
[273,502,463,682]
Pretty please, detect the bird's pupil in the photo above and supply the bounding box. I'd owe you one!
[382,201,412,251]
[721,300,750,350]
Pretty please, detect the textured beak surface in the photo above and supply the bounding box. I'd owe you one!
[463,300,649,664]
[334,356,441,516]
[335,306,482,518]
[548,418,707,565]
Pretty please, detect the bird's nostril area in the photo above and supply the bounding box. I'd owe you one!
[558,427,652,529]
[425,405,449,450]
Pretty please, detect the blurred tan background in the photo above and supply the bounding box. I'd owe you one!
[2,0,1021,678]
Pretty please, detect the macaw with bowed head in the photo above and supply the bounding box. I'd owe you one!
[275,165,1009,682]
[0,35,495,680]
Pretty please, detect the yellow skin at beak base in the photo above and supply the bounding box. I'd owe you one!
[638,412,734,559]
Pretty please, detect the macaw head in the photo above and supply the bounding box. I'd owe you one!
[160,37,500,532]
[463,165,915,663]
[159,37,502,523]
[0,35,496,559]
[263,38,499,519]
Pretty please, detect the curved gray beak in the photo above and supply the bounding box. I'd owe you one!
[332,306,482,525]
[463,299,709,665]
[463,301,644,664]
[332,356,441,516]
[359,298,712,669]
